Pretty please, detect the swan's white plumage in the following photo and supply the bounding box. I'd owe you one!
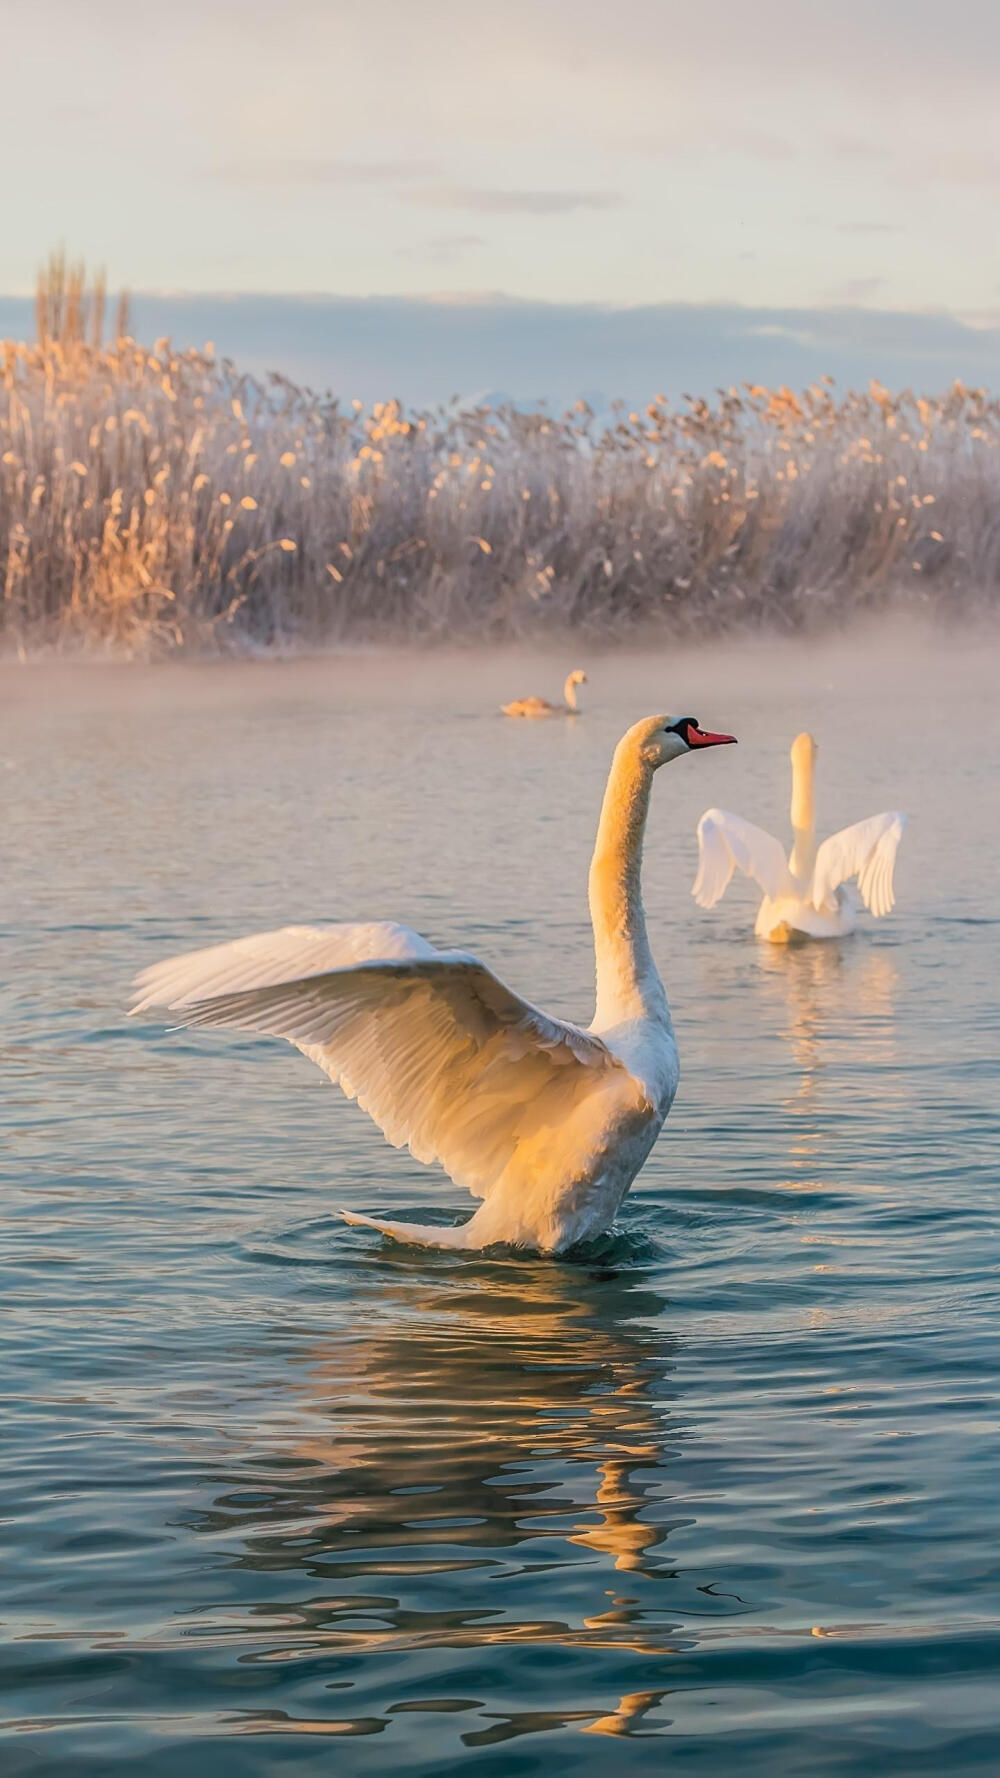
[692,809,793,908]
[132,713,736,1252]
[692,732,906,942]
[133,923,622,1207]
[501,668,587,719]
[812,812,906,919]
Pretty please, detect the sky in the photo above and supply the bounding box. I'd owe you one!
[3,0,999,397]
[4,292,1000,410]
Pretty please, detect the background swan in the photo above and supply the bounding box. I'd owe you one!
[693,730,906,941]
[501,668,586,718]
[131,712,736,1254]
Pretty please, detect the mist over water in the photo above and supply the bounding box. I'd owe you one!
[2,632,999,1774]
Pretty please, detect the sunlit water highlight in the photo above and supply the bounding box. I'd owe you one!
[2,637,999,1775]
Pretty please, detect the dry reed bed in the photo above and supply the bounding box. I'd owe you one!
[2,331,999,654]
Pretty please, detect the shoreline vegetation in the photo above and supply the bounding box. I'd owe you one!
[2,258,999,657]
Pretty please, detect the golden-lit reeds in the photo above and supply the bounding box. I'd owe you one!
[1,281,997,653]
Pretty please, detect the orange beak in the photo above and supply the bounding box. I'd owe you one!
[686,723,737,748]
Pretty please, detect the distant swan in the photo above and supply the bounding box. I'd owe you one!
[693,731,906,942]
[502,668,587,718]
[131,713,736,1253]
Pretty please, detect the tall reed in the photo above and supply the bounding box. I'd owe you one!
[2,270,998,653]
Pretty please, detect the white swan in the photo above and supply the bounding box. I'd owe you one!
[693,731,906,942]
[130,712,736,1253]
[501,668,586,718]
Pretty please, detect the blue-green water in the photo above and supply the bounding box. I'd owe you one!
[2,640,999,1775]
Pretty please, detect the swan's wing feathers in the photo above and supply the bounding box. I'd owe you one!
[812,813,907,917]
[131,921,435,1014]
[174,953,610,1066]
[131,926,621,1202]
[692,809,792,907]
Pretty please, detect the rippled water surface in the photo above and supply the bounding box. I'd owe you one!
[3,638,999,1775]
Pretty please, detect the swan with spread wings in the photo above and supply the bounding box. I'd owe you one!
[131,712,736,1253]
[692,731,906,942]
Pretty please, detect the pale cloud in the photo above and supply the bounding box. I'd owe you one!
[397,235,486,264]
[621,127,796,161]
[214,158,438,187]
[827,135,894,162]
[2,0,999,314]
[836,222,900,236]
[408,188,623,215]
[826,276,887,304]
[921,151,1000,187]
[723,131,796,162]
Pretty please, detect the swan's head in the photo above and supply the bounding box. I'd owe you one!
[568,669,588,687]
[630,713,738,769]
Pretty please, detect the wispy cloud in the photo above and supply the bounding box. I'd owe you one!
[826,276,887,304]
[397,234,486,264]
[827,135,893,163]
[922,151,1000,188]
[835,221,900,235]
[407,187,622,215]
[214,158,439,187]
[617,127,795,162]
[727,129,795,161]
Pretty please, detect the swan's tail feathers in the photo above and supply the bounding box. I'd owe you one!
[337,1208,475,1249]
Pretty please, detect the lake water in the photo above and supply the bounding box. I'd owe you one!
[2,634,999,1775]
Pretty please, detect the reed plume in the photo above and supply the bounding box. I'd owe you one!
[2,262,998,654]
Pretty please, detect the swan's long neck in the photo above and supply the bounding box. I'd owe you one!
[589,740,666,1028]
[564,673,581,712]
[789,734,817,881]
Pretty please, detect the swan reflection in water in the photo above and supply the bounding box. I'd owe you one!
[755,939,901,1179]
[195,1257,691,1744]
[693,929,901,1193]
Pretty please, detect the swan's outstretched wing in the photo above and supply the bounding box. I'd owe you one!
[692,809,793,908]
[131,923,629,1202]
[812,813,907,917]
